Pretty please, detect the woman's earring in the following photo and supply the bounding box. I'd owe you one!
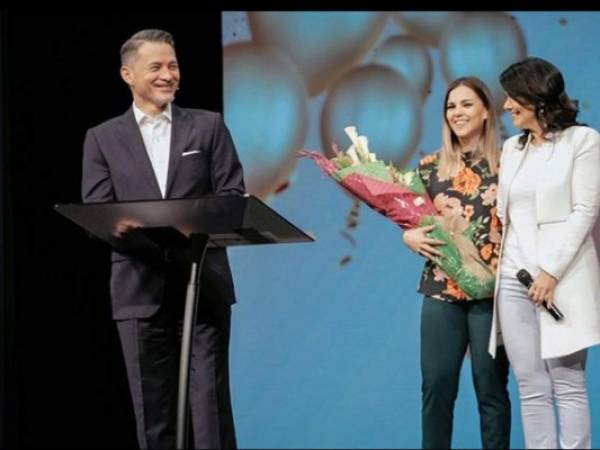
[538,103,546,114]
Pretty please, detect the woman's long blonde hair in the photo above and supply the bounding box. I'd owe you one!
[438,77,500,180]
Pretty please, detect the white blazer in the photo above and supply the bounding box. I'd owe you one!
[488,125,600,359]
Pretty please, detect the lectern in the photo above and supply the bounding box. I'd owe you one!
[55,194,314,449]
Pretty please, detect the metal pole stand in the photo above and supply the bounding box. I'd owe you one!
[176,234,209,450]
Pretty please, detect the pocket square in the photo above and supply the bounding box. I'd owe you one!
[182,150,202,157]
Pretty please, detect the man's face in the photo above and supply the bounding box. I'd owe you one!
[120,41,180,115]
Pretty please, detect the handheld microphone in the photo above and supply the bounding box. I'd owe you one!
[516,269,564,321]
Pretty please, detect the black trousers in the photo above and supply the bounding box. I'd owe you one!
[116,272,236,449]
[420,296,511,449]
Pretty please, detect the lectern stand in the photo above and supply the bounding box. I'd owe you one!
[55,194,314,449]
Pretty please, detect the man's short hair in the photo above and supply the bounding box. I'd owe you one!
[120,29,175,65]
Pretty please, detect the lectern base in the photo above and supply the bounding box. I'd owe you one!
[176,234,209,450]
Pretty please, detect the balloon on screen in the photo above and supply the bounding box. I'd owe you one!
[248,11,388,96]
[392,12,462,47]
[320,64,422,170]
[372,35,433,100]
[223,42,309,200]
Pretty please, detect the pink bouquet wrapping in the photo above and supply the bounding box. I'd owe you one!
[301,126,495,299]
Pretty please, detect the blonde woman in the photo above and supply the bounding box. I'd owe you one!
[403,77,510,449]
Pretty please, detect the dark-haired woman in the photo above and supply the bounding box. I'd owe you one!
[489,57,600,449]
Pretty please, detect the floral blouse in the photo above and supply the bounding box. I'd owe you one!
[416,151,502,302]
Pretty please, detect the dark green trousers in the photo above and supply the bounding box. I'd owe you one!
[420,296,511,449]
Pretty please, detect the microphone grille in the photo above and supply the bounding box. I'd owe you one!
[516,269,533,285]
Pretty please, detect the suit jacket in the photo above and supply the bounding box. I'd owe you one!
[488,125,600,359]
[81,105,246,320]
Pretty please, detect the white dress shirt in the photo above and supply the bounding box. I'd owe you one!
[501,142,553,278]
[133,102,172,198]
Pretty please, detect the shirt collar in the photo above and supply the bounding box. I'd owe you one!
[132,102,172,125]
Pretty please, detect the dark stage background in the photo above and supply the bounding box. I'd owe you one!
[0,13,223,448]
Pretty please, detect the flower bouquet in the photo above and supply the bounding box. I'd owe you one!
[300,126,495,299]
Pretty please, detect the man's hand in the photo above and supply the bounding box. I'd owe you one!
[113,218,143,238]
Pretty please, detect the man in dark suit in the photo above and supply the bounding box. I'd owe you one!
[81,29,245,449]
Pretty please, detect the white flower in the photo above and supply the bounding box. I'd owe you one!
[413,197,425,206]
[344,126,377,163]
[346,145,361,166]
[344,126,359,144]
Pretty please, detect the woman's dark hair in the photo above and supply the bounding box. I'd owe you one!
[499,57,581,146]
